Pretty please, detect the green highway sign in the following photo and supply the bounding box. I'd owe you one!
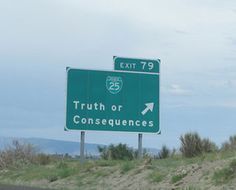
[65,68,160,133]
[114,56,160,73]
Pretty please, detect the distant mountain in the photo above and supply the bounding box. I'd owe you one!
[0,137,101,156]
[0,137,159,156]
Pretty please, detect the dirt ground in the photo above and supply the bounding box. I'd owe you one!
[92,159,236,190]
[1,155,236,190]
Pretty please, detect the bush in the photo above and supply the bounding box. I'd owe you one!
[221,135,236,151]
[98,146,109,160]
[180,133,217,158]
[221,142,230,151]
[109,144,134,160]
[98,143,134,160]
[229,136,236,149]
[171,148,177,157]
[134,148,148,159]
[0,140,54,168]
[36,154,51,165]
[0,140,37,168]
[47,175,58,182]
[180,133,203,158]
[158,145,170,159]
[201,138,218,153]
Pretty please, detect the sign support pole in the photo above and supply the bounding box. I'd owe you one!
[80,131,85,163]
[138,133,143,159]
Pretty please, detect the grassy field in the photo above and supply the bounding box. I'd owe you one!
[0,151,236,190]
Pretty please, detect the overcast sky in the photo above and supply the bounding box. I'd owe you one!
[0,0,236,149]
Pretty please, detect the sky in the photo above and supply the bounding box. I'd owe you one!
[0,0,236,149]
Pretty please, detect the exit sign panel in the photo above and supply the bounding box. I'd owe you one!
[65,68,160,133]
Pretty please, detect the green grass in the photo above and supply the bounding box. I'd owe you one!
[0,161,79,183]
[149,171,165,183]
[95,159,118,167]
[151,154,205,171]
[212,159,236,185]
[171,172,188,184]
[1,151,236,189]
[219,150,236,160]
[212,167,233,184]
[181,186,201,190]
[94,170,110,178]
[120,161,135,173]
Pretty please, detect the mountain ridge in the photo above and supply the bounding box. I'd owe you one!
[0,136,159,156]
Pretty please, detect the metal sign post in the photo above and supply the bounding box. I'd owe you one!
[138,133,143,159]
[80,131,85,163]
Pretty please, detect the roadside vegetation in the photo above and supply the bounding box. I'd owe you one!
[213,159,236,185]
[0,133,236,189]
[0,140,51,169]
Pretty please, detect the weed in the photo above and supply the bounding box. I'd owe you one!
[80,161,95,173]
[120,161,135,173]
[149,171,165,183]
[229,159,236,172]
[94,170,110,178]
[180,133,217,158]
[171,172,187,183]
[0,140,37,169]
[98,144,134,160]
[158,145,170,159]
[47,175,58,182]
[221,135,236,151]
[180,133,203,158]
[182,186,201,190]
[96,160,117,167]
[36,154,51,165]
[57,161,68,169]
[212,159,236,184]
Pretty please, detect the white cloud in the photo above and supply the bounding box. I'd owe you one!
[168,84,191,96]
[220,102,236,108]
[1,0,236,148]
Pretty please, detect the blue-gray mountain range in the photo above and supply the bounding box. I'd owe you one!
[0,137,159,156]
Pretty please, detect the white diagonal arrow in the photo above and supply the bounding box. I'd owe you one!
[141,103,154,115]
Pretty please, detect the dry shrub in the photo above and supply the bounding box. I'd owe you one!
[180,133,203,158]
[98,143,134,160]
[201,138,218,153]
[158,145,170,159]
[221,135,236,151]
[180,133,217,158]
[0,140,37,169]
[35,154,51,165]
